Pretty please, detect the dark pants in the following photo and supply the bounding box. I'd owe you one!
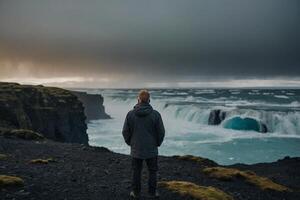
[131,156,158,194]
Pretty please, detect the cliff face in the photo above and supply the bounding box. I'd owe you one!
[0,82,88,144]
[72,91,111,121]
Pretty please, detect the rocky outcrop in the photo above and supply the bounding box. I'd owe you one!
[208,109,226,125]
[71,91,111,120]
[260,123,268,133]
[0,82,88,144]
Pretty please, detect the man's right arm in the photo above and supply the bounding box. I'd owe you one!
[122,112,132,146]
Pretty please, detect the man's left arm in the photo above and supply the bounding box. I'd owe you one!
[122,113,132,146]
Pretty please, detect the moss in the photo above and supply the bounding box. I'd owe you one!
[0,93,17,100]
[29,158,55,164]
[2,129,44,140]
[173,155,217,166]
[203,167,241,181]
[203,167,291,192]
[33,106,55,110]
[41,87,74,98]
[0,154,8,160]
[174,155,205,163]
[159,181,234,200]
[0,175,24,188]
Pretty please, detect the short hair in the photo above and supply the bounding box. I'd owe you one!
[138,90,150,103]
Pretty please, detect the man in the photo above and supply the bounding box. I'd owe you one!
[122,90,165,199]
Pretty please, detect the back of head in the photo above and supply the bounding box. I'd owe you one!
[138,90,150,104]
[135,90,152,116]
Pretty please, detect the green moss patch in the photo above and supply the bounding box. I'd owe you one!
[29,158,55,164]
[0,154,8,160]
[39,86,74,99]
[203,167,291,192]
[159,181,234,200]
[173,155,217,166]
[2,129,44,140]
[0,175,24,188]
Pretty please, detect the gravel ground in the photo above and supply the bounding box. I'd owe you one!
[0,137,299,200]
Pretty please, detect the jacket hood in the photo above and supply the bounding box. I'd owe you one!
[133,103,153,117]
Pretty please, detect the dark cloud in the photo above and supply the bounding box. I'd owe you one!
[0,0,299,83]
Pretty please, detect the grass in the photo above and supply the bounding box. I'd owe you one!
[29,158,55,164]
[159,181,234,200]
[0,175,24,188]
[203,167,291,192]
[2,129,45,140]
[39,86,74,98]
[0,154,8,160]
[0,82,75,102]
[173,155,205,163]
[173,155,217,166]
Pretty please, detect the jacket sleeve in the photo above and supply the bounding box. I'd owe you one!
[156,113,165,146]
[122,112,132,146]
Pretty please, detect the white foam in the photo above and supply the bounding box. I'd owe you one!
[290,101,300,107]
[274,95,289,99]
[91,89,300,143]
[162,92,176,95]
[286,93,295,96]
[194,89,215,94]
[85,89,300,165]
[176,92,188,95]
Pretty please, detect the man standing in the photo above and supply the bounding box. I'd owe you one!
[122,90,165,199]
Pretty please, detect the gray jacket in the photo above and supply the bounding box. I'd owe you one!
[122,102,165,159]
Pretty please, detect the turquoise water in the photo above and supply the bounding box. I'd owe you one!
[82,88,300,165]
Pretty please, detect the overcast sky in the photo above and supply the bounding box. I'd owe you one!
[0,0,299,88]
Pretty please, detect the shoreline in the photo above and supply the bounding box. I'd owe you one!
[88,134,300,166]
[88,143,300,167]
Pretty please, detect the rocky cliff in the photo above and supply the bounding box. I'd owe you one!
[71,91,111,121]
[0,82,88,144]
[208,109,226,125]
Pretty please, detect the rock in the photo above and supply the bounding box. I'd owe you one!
[89,146,111,153]
[208,109,226,125]
[71,91,111,120]
[0,82,88,144]
[260,123,268,133]
[100,184,108,189]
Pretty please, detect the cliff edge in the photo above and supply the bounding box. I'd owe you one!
[0,82,88,144]
[71,91,111,120]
